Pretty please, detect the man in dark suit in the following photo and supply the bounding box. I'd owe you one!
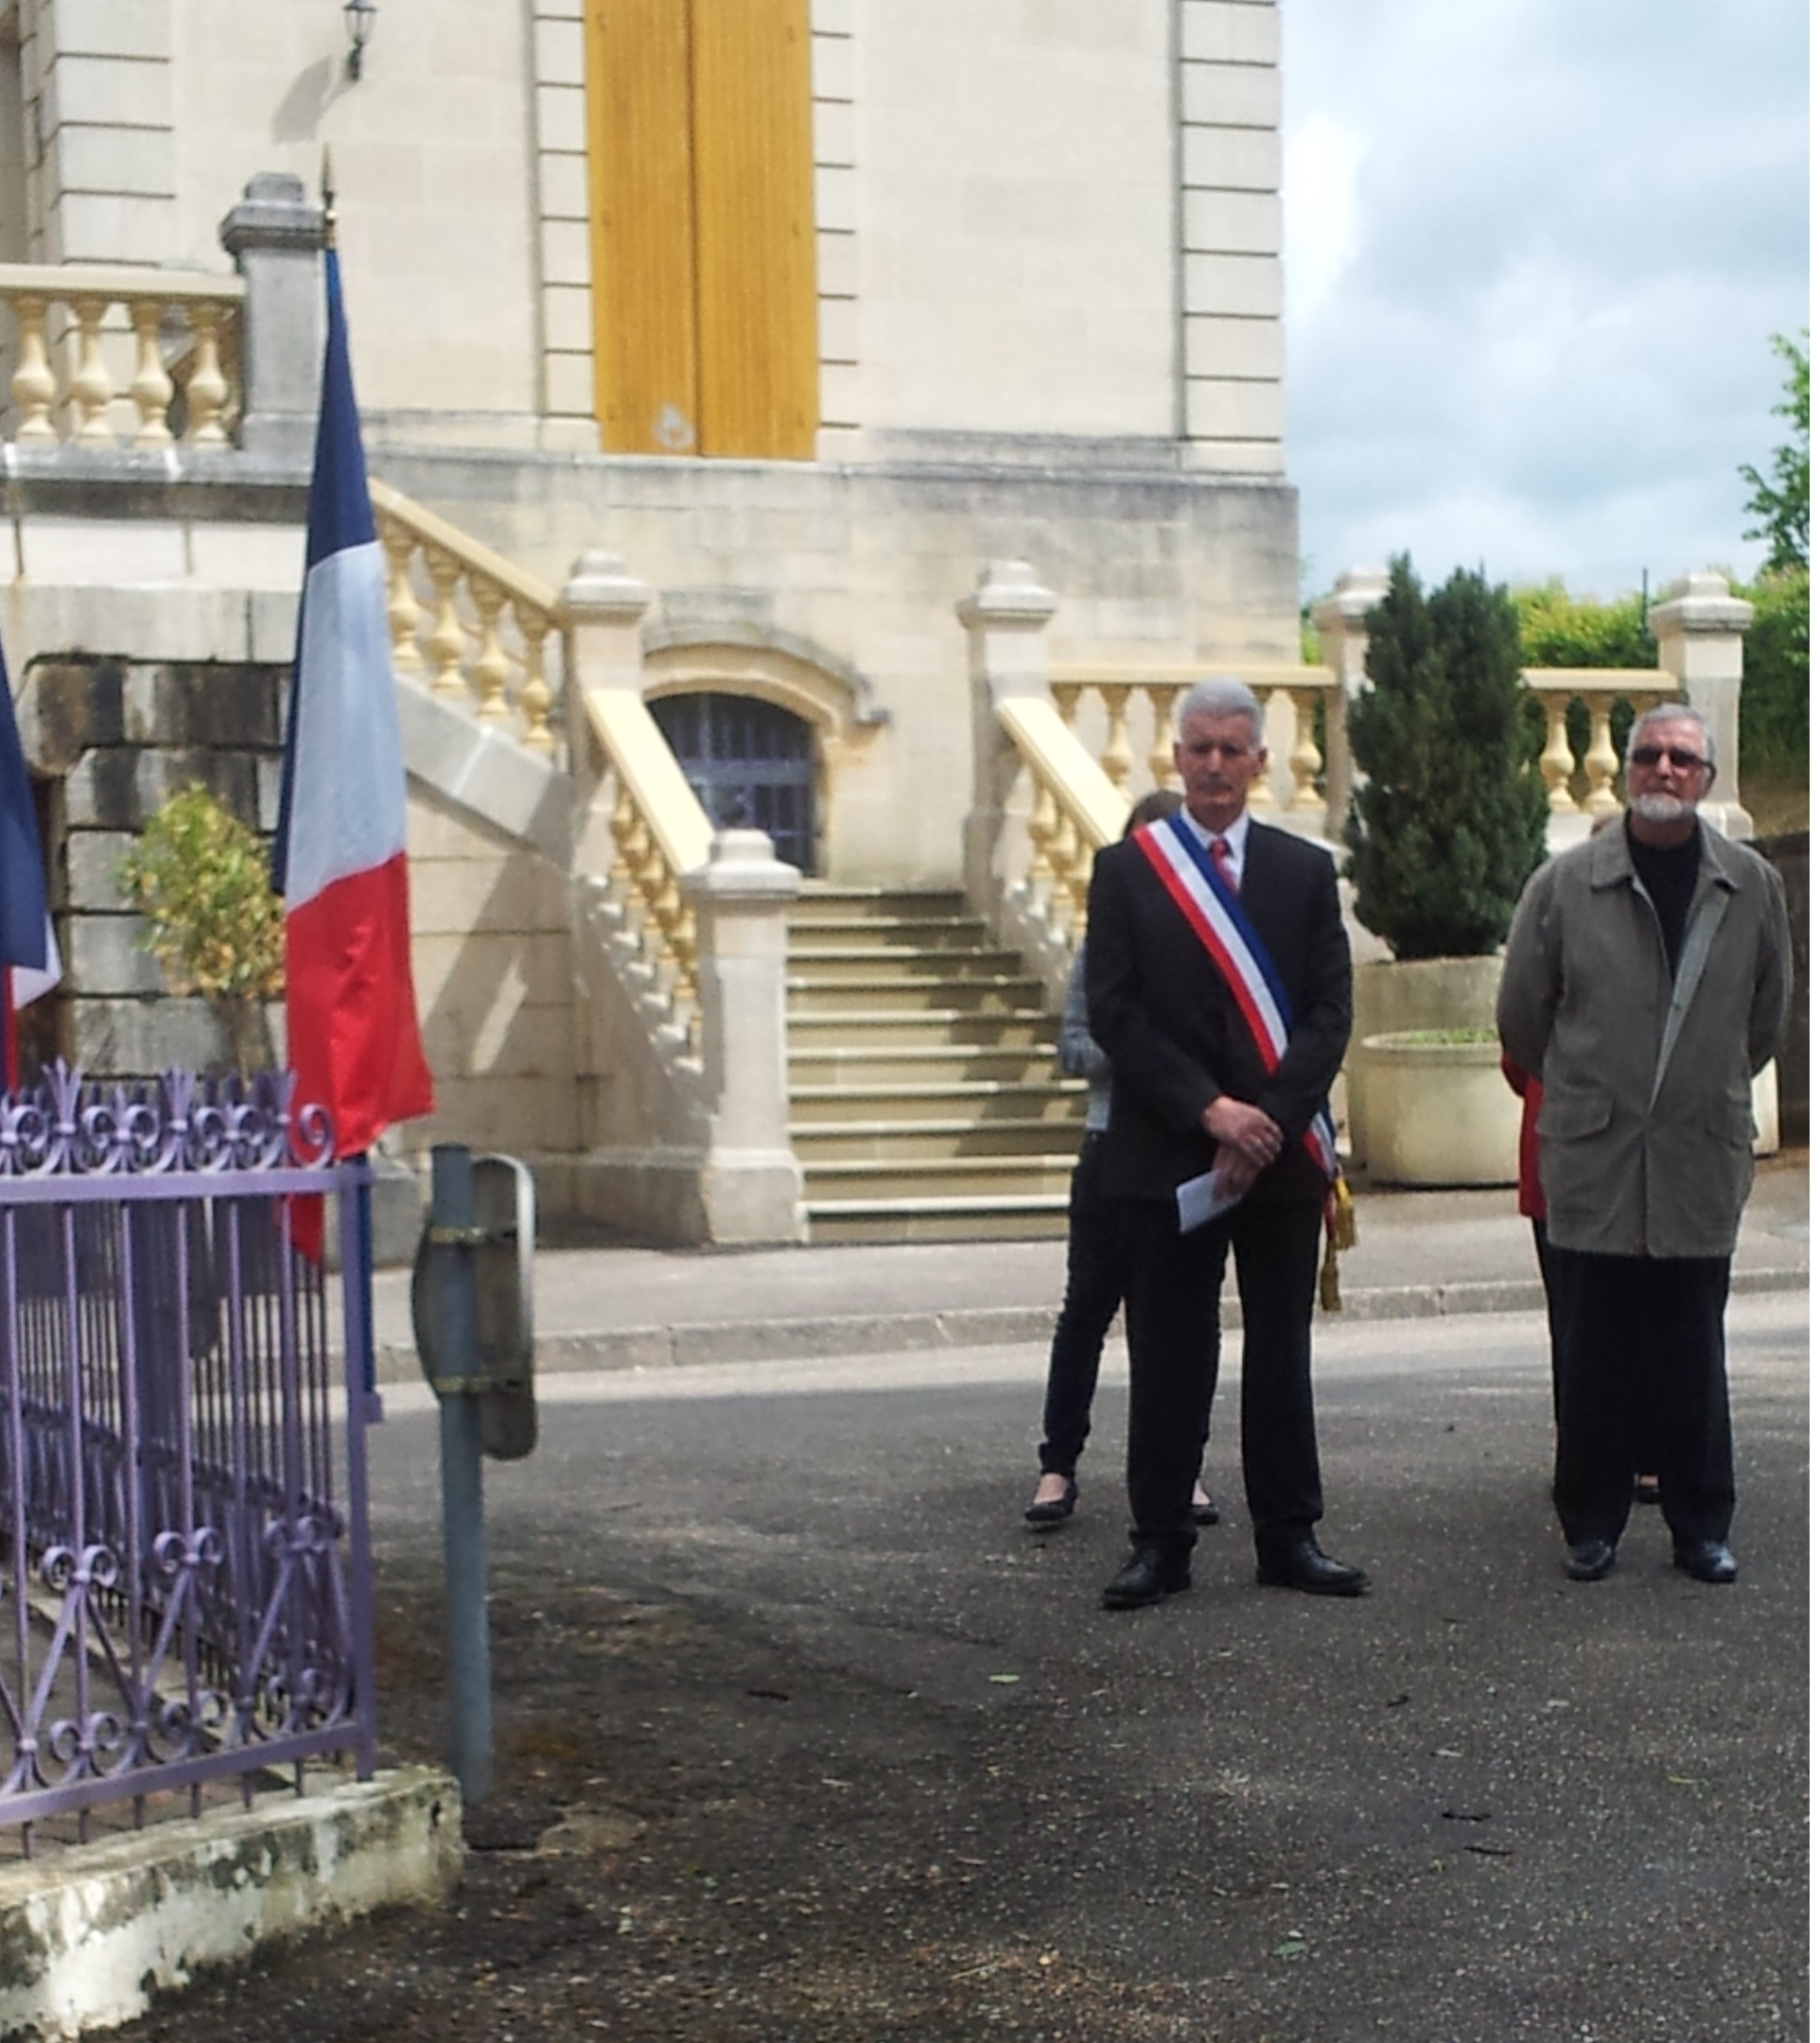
[1086,676,1366,1609]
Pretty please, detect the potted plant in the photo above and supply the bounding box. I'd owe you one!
[1341,557,1549,1183]
[117,782,286,1076]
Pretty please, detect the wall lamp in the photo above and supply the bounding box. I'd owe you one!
[343,0,377,81]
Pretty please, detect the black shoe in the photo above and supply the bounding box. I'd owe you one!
[1633,1476,1661,1507]
[1101,1547,1192,1610]
[1190,1496,1221,1528]
[1565,1538,1617,1581]
[1673,1540,1738,1584]
[1255,1537,1370,1598]
[1024,1477,1077,1527]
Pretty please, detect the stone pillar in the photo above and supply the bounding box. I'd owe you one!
[218,173,325,463]
[956,560,1058,930]
[1647,570,1755,837]
[1310,566,1388,842]
[681,830,806,1245]
[557,550,652,875]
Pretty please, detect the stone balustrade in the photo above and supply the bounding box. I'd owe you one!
[0,263,244,450]
[1521,668,1681,819]
[581,685,716,1056]
[996,695,1129,948]
[370,480,563,759]
[1048,661,1336,821]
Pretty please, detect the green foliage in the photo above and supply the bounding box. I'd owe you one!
[1740,329,1809,572]
[117,784,284,1073]
[1738,562,1810,778]
[1513,580,1655,669]
[1343,557,1549,961]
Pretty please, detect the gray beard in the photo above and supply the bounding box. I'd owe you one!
[1630,792,1699,824]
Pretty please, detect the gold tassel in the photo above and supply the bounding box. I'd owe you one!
[1318,1171,1357,1313]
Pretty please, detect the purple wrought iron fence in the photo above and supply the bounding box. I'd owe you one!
[0,1064,378,1852]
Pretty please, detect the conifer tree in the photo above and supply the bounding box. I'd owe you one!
[1343,555,1548,960]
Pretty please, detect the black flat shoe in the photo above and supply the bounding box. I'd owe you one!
[1190,1497,1220,1528]
[1673,1540,1738,1584]
[1255,1537,1370,1597]
[1633,1476,1661,1506]
[1565,1538,1617,1581]
[1101,1546,1192,1610]
[1024,1478,1077,1527]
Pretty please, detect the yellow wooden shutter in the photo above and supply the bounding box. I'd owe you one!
[584,0,817,460]
[585,0,700,454]
[691,0,818,458]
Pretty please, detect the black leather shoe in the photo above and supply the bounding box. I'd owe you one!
[1101,1547,1192,1610]
[1255,1538,1370,1597]
[1565,1538,1617,1581]
[1024,1478,1077,1528]
[1673,1540,1738,1584]
[1190,1496,1221,1528]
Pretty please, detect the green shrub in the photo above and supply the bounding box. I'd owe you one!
[1344,557,1549,960]
[1739,564,1809,780]
[117,784,285,1074]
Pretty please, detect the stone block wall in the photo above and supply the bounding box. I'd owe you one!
[22,655,286,1079]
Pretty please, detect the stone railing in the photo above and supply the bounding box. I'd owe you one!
[995,695,1129,952]
[580,686,715,1056]
[1521,668,1681,820]
[370,480,564,759]
[1048,661,1336,825]
[0,263,244,449]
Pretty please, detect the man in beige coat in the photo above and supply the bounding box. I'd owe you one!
[1497,704,1790,1585]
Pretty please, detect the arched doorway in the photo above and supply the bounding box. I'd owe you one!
[651,691,817,874]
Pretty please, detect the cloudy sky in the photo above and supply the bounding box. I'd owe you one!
[1281,0,1810,604]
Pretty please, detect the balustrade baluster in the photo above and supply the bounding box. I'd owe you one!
[1583,694,1620,815]
[513,601,556,756]
[9,295,56,442]
[380,526,425,672]
[1288,689,1324,810]
[1099,685,1133,794]
[469,583,511,723]
[1047,810,1079,944]
[127,300,174,445]
[423,550,468,697]
[184,304,230,446]
[1145,683,1178,787]
[68,297,114,444]
[1025,778,1059,912]
[1537,695,1577,812]
[1248,690,1280,811]
[1051,681,1083,734]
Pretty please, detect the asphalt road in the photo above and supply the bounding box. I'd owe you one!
[351,1294,1808,2043]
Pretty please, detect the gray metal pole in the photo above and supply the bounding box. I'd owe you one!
[429,1143,492,1804]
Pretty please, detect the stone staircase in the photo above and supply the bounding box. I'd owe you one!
[787,887,1084,1243]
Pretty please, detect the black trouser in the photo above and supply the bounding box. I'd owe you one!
[1036,1134,1123,1478]
[1117,1195,1324,1564]
[1550,1248,1734,1549]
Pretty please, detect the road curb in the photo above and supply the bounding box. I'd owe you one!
[370,1261,1806,1383]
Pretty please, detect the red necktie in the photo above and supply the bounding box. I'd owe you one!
[1211,836,1234,890]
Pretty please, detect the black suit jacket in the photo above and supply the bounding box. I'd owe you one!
[1085,821,1352,1207]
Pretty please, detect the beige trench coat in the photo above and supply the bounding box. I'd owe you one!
[1496,820,1791,1260]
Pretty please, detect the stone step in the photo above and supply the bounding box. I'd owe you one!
[803,1192,1072,1245]
[790,1081,1083,1126]
[787,975,1049,1015]
[799,1153,1078,1204]
[786,917,993,953]
[788,945,1029,984]
[787,1010,1059,1049]
[790,1043,1064,1085]
[790,887,968,925]
[794,1118,1084,1162]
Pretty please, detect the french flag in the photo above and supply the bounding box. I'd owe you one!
[272,243,433,1157]
[0,640,59,1092]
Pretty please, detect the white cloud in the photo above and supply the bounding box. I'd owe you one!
[1282,0,1810,601]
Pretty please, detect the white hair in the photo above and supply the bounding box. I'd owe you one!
[1176,676,1264,746]
[1627,700,1715,768]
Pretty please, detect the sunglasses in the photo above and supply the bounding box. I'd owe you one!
[1629,744,1709,772]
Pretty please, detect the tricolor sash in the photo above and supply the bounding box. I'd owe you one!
[1134,812,1339,1180]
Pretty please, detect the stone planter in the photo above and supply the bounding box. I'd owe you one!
[1354,1030,1520,1188]
[1344,955,1505,1171]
